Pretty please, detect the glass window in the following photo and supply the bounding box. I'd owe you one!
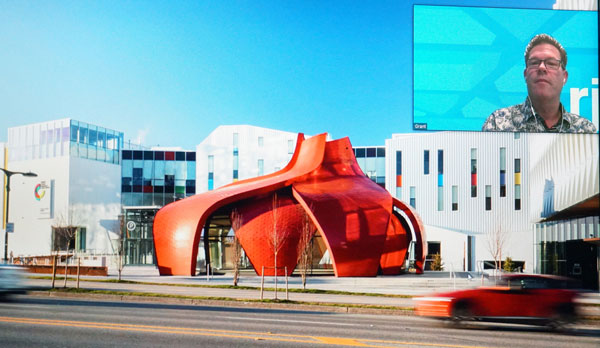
[187,161,196,179]
[233,153,239,171]
[88,125,97,147]
[153,193,164,206]
[144,151,153,160]
[176,152,185,161]
[208,155,214,172]
[165,160,175,175]
[515,184,521,210]
[288,139,294,154]
[144,160,153,180]
[258,159,264,176]
[500,148,506,197]
[515,158,521,173]
[376,148,385,157]
[437,186,444,211]
[366,148,376,157]
[106,131,116,150]
[186,152,195,161]
[122,150,133,160]
[133,150,143,160]
[155,151,164,160]
[437,150,443,175]
[376,157,385,177]
[485,185,492,211]
[97,127,106,148]
[452,185,458,211]
[355,148,366,158]
[258,136,264,147]
[424,150,429,175]
[78,125,88,144]
[62,127,70,142]
[153,161,165,179]
[410,186,416,208]
[396,151,402,175]
[175,161,186,180]
[70,121,78,142]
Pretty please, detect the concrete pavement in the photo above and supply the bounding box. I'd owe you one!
[23,266,600,317]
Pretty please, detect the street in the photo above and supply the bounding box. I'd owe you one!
[0,295,599,347]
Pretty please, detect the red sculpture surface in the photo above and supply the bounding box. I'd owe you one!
[153,133,426,276]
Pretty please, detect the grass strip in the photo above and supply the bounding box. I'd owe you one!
[47,287,413,312]
[30,275,413,298]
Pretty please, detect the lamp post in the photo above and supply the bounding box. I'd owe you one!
[1,168,38,263]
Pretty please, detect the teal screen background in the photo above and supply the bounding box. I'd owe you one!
[413,5,598,131]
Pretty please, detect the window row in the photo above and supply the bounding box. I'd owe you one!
[122,150,195,161]
[354,147,385,158]
[122,159,196,180]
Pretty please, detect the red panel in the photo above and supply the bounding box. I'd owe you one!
[143,186,153,193]
[165,152,175,160]
[471,173,477,186]
[153,131,427,278]
[379,213,409,275]
[153,133,327,275]
[292,138,391,277]
[396,175,402,187]
[234,193,313,276]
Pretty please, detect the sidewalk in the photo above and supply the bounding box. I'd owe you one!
[24,266,600,316]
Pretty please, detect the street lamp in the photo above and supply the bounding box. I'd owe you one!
[1,168,37,263]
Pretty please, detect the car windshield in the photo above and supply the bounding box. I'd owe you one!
[498,276,575,290]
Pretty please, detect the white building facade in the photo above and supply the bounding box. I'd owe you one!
[3,119,124,260]
[196,125,300,193]
[386,132,532,273]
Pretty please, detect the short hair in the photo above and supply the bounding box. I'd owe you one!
[524,34,567,68]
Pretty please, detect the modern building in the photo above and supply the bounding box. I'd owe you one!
[529,133,599,289]
[2,119,124,265]
[353,146,386,189]
[120,148,196,265]
[386,131,599,289]
[386,132,531,273]
[196,125,300,193]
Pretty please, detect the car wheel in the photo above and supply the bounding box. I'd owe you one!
[449,301,473,327]
[548,304,576,332]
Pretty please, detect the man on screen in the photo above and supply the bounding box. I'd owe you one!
[482,34,596,133]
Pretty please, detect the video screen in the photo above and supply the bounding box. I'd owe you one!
[412,5,598,132]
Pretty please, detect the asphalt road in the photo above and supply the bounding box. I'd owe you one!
[1,295,599,348]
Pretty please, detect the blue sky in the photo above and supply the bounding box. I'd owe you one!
[0,0,554,149]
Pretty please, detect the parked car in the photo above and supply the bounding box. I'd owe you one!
[413,274,580,329]
[0,264,28,300]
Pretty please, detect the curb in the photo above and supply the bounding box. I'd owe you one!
[28,290,415,316]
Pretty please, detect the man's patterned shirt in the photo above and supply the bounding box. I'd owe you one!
[482,98,597,133]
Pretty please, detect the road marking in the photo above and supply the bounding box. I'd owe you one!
[0,316,497,348]
[221,315,360,326]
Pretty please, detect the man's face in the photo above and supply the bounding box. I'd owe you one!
[524,43,568,101]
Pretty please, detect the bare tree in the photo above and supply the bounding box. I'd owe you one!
[296,207,315,290]
[486,225,509,275]
[230,209,244,287]
[269,192,291,299]
[111,215,126,281]
[52,206,85,287]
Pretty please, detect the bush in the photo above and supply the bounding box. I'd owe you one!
[503,256,517,272]
[430,253,444,271]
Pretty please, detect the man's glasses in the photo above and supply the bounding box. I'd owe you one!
[526,58,563,70]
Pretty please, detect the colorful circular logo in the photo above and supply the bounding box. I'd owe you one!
[34,184,46,201]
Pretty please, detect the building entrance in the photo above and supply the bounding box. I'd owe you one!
[123,208,159,265]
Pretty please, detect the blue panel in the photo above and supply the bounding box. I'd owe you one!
[438,174,443,187]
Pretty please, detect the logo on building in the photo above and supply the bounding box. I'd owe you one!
[34,182,49,201]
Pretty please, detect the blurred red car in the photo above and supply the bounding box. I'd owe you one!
[414,274,579,329]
